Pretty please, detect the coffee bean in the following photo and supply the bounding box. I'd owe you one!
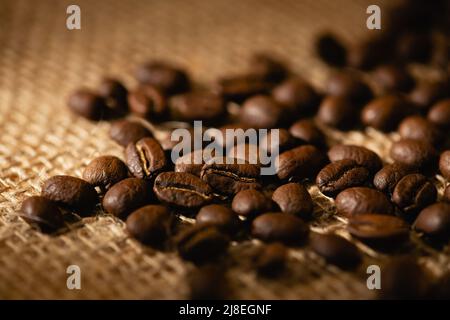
[20,196,64,233]
[67,89,107,121]
[398,115,443,145]
[347,214,409,248]
[175,150,212,177]
[373,162,415,193]
[347,36,390,70]
[128,85,166,120]
[309,233,361,269]
[315,33,347,67]
[410,81,449,112]
[390,138,437,170]
[126,205,172,245]
[109,120,153,147]
[373,65,415,93]
[276,145,326,180]
[396,32,432,63]
[125,137,166,180]
[392,174,437,216]
[327,144,382,174]
[82,156,129,190]
[154,172,213,209]
[135,61,190,95]
[249,53,288,83]
[239,95,285,129]
[259,128,298,155]
[325,72,373,105]
[170,92,225,125]
[414,202,450,240]
[214,74,272,103]
[98,78,128,113]
[227,143,260,165]
[175,225,229,263]
[317,96,358,130]
[440,151,450,179]
[41,175,98,214]
[187,264,227,299]
[200,158,261,196]
[428,99,450,128]
[102,178,150,218]
[255,242,288,276]
[272,77,320,117]
[231,189,273,217]
[288,119,325,147]
[361,95,410,132]
[272,183,313,217]
[335,187,394,217]
[444,185,450,202]
[251,213,309,245]
[316,159,370,197]
[196,204,240,234]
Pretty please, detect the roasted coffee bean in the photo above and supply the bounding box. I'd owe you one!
[102,178,150,218]
[347,214,409,248]
[373,65,415,93]
[154,172,213,208]
[373,162,414,193]
[239,95,285,129]
[316,159,370,197]
[231,189,273,217]
[128,85,166,120]
[98,78,128,113]
[335,187,394,217]
[20,196,64,233]
[251,212,309,245]
[227,143,260,165]
[109,120,153,147]
[440,151,450,180]
[276,145,326,180]
[324,72,373,105]
[414,202,450,240]
[347,35,390,70]
[444,185,450,202]
[196,204,240,234]
[67,89,107,121]
[397,116,443,145]
[396,32,433,63]
[259,128,298,154]
[361,95,410,132]
[82,156,128,190]
[428,99,450,128]
[175,150,213,177]
[288,119,325,147]
[126,205,172,245]
[135,61,190,95]
[255,242,288,276]
[170,92,225,125]
[41,175,98,214]
[125,137,166,179]
[410,81,449,112]
[214,74,272,103]
[249,53,288,83]
[272,183,313,217]
[187,264,227,300]
[200,159,261,196]
[392,174,437,216]
[309,233,361,269]
[327,144,382,174]
[272,77,320,117]
[315,33,347,67]
[175,225,229,263]
[390,138,437,170]
[317,96,358,130]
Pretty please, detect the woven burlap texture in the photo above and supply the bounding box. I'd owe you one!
[0,0,448,299]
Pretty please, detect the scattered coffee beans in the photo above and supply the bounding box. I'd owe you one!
[335,187,394,217]
[214,74,272,103]
[373,162,414,193]
[324,72,373,105]
[271,183,313,217]
[231,189,273,217]
[272,77,319,116]
[428,99,450,128]
[170,92,225,125]
[361,94,410,132]
[20,196,64,233]
[82,155,129,190]
[398,115,443,145]
[109,120,153,147]
[439,150,450,179]
[390,138,437,170]
[373,65,415,93]
[317,95,357,130]
[288,119,325,147]
[239,95,285,129]
[249,53,288,83]
[276,145,326,180]
[410,82,449,112]
[196,204,240,234]
[315,33,347,67]
[414,202,450,240]
[67,89,107,121]
[327,144,382,174]
[125,137,166,179]
[128,85,166,120]
[251,213,309,245]
[255,242,288,276]
[98,78,128,113]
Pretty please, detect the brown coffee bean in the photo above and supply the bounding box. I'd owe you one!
[251,213,309,245]
[175,150,211,177]
[255,242,288,276]
[239,95,284,129]
[102,178,150,218]
[20,196,64,233]
[288,119,325,147]
[249,53,288,83]
[316,159,370,197]
[125,137,166,180]
[361,95,410,132]
[196,204,240,234]
[396,32,432,63]
[392,174,437,216]
[373,65,415,93]
[67,89,107,121]
[309,233,361,269]
[126,205,172,245]
[410,82,449,112]
[347,36,390,70]
[82,156,128,190]
[175,225,229,263]
[98,78,128,113]
[231,189,273,217]
[335,187,394,217]
[41,175,98,214]
[214,74,272,103]
[109,120,153,147]
[327,144,382,174]
[315,33,347,67]
[187,264,227,299]
[276,145,326,180]
[128,85,166,120]
[170,92,226,125]
[397,115,443,145]
[414,202,450,240]
[154,172,213,209]
[317,96,358,130]
[428,99,450,129]
[390,138,437,170]
[440,151,450,179]
[259,128,298,155]
[272,183,313,217]
[325,72,373,105]
[373,162,415,193]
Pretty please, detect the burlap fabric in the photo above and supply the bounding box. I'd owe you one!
[0,0,448,299]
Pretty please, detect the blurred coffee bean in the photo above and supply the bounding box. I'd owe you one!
[125,137,166,180]
[327,144,382,174]
[255,242,288,277]
[373,65,415,93]
[398,115,443,145]
[310,233,361,269]
[259,128,298,155]
[414,202,450,240]
[187,264,227,299]
[175,149,214,177]
[324,72,373,105]
[196,204,240,235]
[98,78,128,114]
[170,92,226,125]
[315,33,347,67]
[214,74,272,103]
[288,119,325,147]
[231,189,273,217]
[128,85,166,120]
[249,53,288,83]
[335,187,394,217]
[444,185,450,202]
[439,150,450,179]
[347,36,391,70]
[276,145,326,180]
[317,95,358,129]
[227,143,260,165]
[361,95,411,132]
[396,32,433,63]
[67,89,107,121]
[373,162,415,193]
[83,155,129,190]
[428,99,450,129]
[239,95,285,129]
[409,81,449,112]
[271,183,313,218]
[251,213,309,245]
[20,196,64,233]
[390,138,437,171]
[109,120,153,147]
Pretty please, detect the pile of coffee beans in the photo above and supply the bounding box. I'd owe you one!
[19,0,450,299]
